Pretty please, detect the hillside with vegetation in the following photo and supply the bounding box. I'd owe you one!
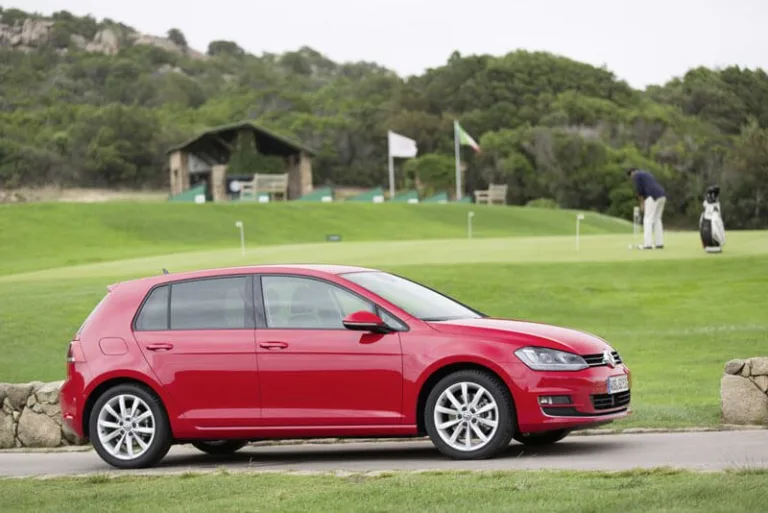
[1,5,767,228]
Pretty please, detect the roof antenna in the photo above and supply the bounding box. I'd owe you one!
[162,268,170,275]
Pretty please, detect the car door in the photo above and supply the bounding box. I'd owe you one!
[132,275,261,428]
[255,274,405,427]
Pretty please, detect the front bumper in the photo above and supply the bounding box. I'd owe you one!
[502,361,632,433]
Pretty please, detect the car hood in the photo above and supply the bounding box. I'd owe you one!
[428,317,612,355]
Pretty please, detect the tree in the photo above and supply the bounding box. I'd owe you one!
[207,40,244,57]
[167,28,188,49]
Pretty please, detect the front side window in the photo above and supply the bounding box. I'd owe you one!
[341,271,482,321]
[261,276,375,329]
[169,276,250,330]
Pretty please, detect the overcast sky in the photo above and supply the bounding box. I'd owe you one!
[8,0,768,89]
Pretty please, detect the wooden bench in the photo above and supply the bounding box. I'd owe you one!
[239,173,289,201]
[474,184,508,205]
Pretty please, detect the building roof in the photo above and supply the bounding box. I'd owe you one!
[166,121,316,161]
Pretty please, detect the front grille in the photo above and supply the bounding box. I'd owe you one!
[582,351,623,368]
[591,390,631,410]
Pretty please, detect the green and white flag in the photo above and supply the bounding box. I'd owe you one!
[453,120,480,200]
[454,121,480,152]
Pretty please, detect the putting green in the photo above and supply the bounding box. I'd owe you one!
[3,230,765,283]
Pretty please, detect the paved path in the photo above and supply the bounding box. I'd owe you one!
[1,431,767,478]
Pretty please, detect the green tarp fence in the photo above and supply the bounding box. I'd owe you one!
[392,190,420,203]
[297,186,334,202]
[346,187,385,203]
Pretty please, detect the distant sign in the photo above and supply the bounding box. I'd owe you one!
[326,234,342,242]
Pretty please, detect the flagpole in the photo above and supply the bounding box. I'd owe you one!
[387,135,395,200]
[454,120,462,200]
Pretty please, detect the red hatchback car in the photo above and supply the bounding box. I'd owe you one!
[60,264,631,469]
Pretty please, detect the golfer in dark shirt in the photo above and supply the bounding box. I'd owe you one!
[627,168,666,249]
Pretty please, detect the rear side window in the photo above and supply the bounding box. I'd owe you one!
[170,276,250,330]
[135,285,169,331]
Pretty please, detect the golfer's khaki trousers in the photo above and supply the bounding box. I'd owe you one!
[643,196,666,248]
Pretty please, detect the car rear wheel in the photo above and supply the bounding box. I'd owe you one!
[513,429,571,446]
[191,440,248,455]
[424,369,515,460]
[89,383,171,469]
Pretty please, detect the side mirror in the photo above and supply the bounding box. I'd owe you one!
[342,310,391,334]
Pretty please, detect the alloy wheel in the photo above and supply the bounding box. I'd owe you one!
[96,393,156,461]
[433,381,499,452]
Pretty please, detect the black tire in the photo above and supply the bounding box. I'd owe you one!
[424,369,516,460]
[88,383,172,469]
[513,429,571,446]
[191,440,248,455]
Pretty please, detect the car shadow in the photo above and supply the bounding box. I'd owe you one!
[151,438,626,470]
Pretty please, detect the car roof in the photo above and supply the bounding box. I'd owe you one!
[116,264,378,290]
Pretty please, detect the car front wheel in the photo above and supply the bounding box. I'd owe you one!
[191,440,248,455]
[513,429,571,446]
[89,383,171,469]
[424,369,516,460]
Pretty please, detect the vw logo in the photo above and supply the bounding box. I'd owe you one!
[602,350,616,368]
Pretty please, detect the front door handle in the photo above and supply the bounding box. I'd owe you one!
[146,343,174,351]
[259,341,289,349]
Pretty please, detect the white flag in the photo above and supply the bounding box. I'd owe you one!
[388,130,418,158]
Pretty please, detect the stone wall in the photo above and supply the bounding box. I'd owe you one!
[0,381,86,449]
[721,357,768,425]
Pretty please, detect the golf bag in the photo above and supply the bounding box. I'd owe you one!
[699,185,725,253]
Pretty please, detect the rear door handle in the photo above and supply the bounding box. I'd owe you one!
[259,341,289,349]
[146,343,174,351]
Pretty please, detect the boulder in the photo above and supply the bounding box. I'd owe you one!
[0,410,14,449]
[724,359,745,375]
[20,18,53,46]
[35,381,63,405]
[749,357,768,376]
[752,375,768,393]
[5,382,43,411]
[70,33,86,49]
[17,408,61,447]
[721,375,768,425]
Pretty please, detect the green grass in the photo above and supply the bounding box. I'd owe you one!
[0,202,629,276]
[2,469,768,512]
[1,202,767,429]
[2,230,767,428]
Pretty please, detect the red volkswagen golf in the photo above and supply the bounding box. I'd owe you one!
[60,264,631,469]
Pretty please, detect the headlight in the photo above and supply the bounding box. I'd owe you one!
[514,346,588,371]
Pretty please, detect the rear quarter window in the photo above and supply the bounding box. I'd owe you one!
[134,285,169,331]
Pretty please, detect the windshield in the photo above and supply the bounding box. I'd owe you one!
[341,271,483,321]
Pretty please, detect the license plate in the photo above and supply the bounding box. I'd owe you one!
[607,375,629,394]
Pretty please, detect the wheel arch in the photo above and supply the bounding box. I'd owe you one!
[82,375,169,438]
[414,360,518,435]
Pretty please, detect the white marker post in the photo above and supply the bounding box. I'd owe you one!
[235,221,245,256]
[576,213,585,251]
[467,211,475,239]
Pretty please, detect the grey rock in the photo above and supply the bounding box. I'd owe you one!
[17,408,61,447]
[5,382,42,411]
[20,18,53,46]
[749,357,768,376]
[0,410,14,449]
[724,359,745,375]
[70,34,86,49]
[740,360,752,377]
[721,375,768,425]
[35,381,63,405]
[752,375,768,394]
